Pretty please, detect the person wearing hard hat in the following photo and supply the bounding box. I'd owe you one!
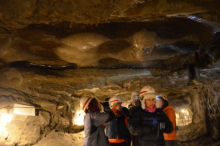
[156,95,177,146]
[80,97,114,146]
[139,85,156,100]
[128,86,173,146]
[106,96,131,146]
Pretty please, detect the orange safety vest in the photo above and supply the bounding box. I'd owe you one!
[163,106,177,140]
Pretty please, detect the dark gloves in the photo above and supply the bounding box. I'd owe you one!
[102,102,111,113]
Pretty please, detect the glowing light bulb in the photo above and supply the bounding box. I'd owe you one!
[181,109,185,113]
[73,110,85,126]
[0,114,12,138]
[1,114,13,123]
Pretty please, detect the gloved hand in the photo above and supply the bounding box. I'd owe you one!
[159,122,165,131]
[102,102,111,113]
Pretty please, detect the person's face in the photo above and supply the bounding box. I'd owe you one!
[157,98,164,108]
[145,98,156,108]
[114,103,122,111]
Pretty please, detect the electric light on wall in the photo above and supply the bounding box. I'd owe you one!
[1,114,13,123]
[175,106,193,127]
[73,110,85,126]
[0,109,13,139]
[0,103,36,140]
[13,104,35,116]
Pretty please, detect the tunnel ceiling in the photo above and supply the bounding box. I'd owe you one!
[0,0,220,72]
[0,0,220,30]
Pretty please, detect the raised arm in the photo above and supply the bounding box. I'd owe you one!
[92,112,112,127]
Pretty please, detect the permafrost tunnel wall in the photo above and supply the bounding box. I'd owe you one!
[0,0,220,145]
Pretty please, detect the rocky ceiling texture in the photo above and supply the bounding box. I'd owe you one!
[0,0,220,71]
[0,0,220,146]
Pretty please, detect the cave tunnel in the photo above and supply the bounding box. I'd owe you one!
[0,0,220,146]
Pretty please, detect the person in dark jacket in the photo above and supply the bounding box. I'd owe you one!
[106,96,131,146]
[128,92,173,146]
[128,92,142,146]
[80,97,114,146]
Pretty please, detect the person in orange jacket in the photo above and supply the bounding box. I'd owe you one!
[106,96,131,146]
[156,95,177,146]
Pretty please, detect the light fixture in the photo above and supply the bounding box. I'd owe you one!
[73,110,85,126]
[1,114,13,123]
[13,104,35,116]
[0,111,13,138]
[175,107,192,126]
[181,109,185,113]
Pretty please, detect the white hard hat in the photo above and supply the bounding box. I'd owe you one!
[109,96,122,109]
[140,85,155,99]
[131,92,139,100]
[80,97,93,111]
[141,93,156,109]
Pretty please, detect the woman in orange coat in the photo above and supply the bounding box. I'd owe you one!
[156,95,177,146]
